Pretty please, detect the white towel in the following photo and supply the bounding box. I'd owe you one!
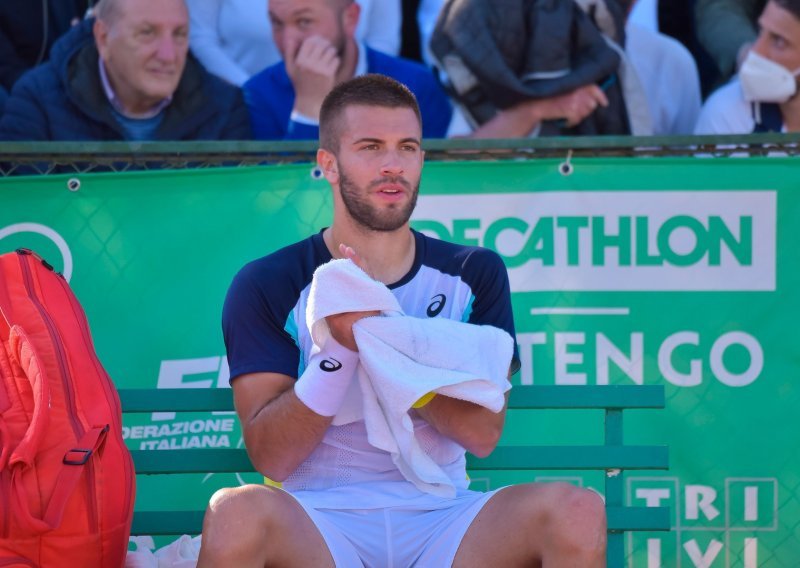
[307,259,513,496]
[125,535,201,568]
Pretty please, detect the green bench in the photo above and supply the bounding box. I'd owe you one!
[120,385,670,566]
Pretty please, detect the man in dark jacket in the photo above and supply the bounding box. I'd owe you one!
[0,0,251,141]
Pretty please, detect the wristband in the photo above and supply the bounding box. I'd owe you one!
[412,392,437,409]
[294,338,359,416]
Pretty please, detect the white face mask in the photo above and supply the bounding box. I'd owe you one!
[739,50,800,103]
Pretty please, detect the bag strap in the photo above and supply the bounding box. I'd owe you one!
[42,424,109,528]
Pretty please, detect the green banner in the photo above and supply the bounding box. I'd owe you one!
[1,158,797,567]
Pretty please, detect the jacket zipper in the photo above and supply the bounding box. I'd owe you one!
[17,251,97,531]
[58,270,135,531]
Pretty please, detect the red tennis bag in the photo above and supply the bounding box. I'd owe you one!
[0,249,134,567]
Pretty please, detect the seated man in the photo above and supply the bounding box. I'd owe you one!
[243,0,452,140]
[198,74,606,567]
[0,0,250,141]
[695,0,800,134]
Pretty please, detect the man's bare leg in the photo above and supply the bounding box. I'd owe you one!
[453,482,607,567]
[197,484,335,568]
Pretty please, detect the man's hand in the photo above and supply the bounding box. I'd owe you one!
[468,83,610,138]
[534,84,609,127]
[325,243,379,351]
[285,34,340,120]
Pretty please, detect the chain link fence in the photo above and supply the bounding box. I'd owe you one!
[2,133,800,175]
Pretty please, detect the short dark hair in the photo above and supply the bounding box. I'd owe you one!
[772,0,800,19]
[319,74,422,153]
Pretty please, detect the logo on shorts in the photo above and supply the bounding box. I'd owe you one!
[426,294,446,317]
[319,358,342,372]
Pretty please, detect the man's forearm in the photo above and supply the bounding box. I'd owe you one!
[242,388,333,481]
[237,340,358,480]
[414,393,508,457]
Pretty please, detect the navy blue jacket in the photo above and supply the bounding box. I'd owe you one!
[243,47,452,140]
[0,19,251,141]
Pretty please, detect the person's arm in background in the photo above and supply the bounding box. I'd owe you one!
[694,0,762,79]
[466,83,609,138]
[356,0,401,55]
[186,0,250,86]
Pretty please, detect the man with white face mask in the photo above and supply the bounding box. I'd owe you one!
[695,0,800,133]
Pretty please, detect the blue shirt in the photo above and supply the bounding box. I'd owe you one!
[223,229,519,382]
[243,47,453,140]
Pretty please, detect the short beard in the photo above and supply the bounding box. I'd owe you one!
[339,168,419,232]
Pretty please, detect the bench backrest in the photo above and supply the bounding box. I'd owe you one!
[120,385,669,566]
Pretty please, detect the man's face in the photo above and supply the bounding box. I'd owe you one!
[752,1,800,72]
[269,0,356,61]
[95,0,189,113]
[328,105,424,232]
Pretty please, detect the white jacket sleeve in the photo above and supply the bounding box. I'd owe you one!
[187,0,250,86]
[356,0,401,56]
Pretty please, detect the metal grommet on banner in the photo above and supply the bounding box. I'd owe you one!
[67,178,81,192]
[310,166,324,180]
[558,150,574,176]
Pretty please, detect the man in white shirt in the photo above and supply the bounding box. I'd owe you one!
[695,0,800,134]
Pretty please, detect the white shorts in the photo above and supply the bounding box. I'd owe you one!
[290,488,506,568]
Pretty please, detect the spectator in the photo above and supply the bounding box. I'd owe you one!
[695,0,767,82]
[0,0,250,141]
[0,0,90,93]
[187,0,401,87]
[624,0,702,134]
[695,0,800,133]
[431,0,635,138]
[243,0,452,140]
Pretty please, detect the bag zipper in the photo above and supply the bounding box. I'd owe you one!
[16,250,99,531]
[17,250,83,441]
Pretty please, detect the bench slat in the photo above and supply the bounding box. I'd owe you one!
[130,506,672,536]
[508,385,665,409]
[466,446,669,470]
[119,388,235,412]
[118,384,665,413]
[607,506,671,531]
[132,511,205,536]
[131,449,254,473]
[132,445,668,474]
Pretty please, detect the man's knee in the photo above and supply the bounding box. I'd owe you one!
[544,483,607,556]
[201,485,287,558]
